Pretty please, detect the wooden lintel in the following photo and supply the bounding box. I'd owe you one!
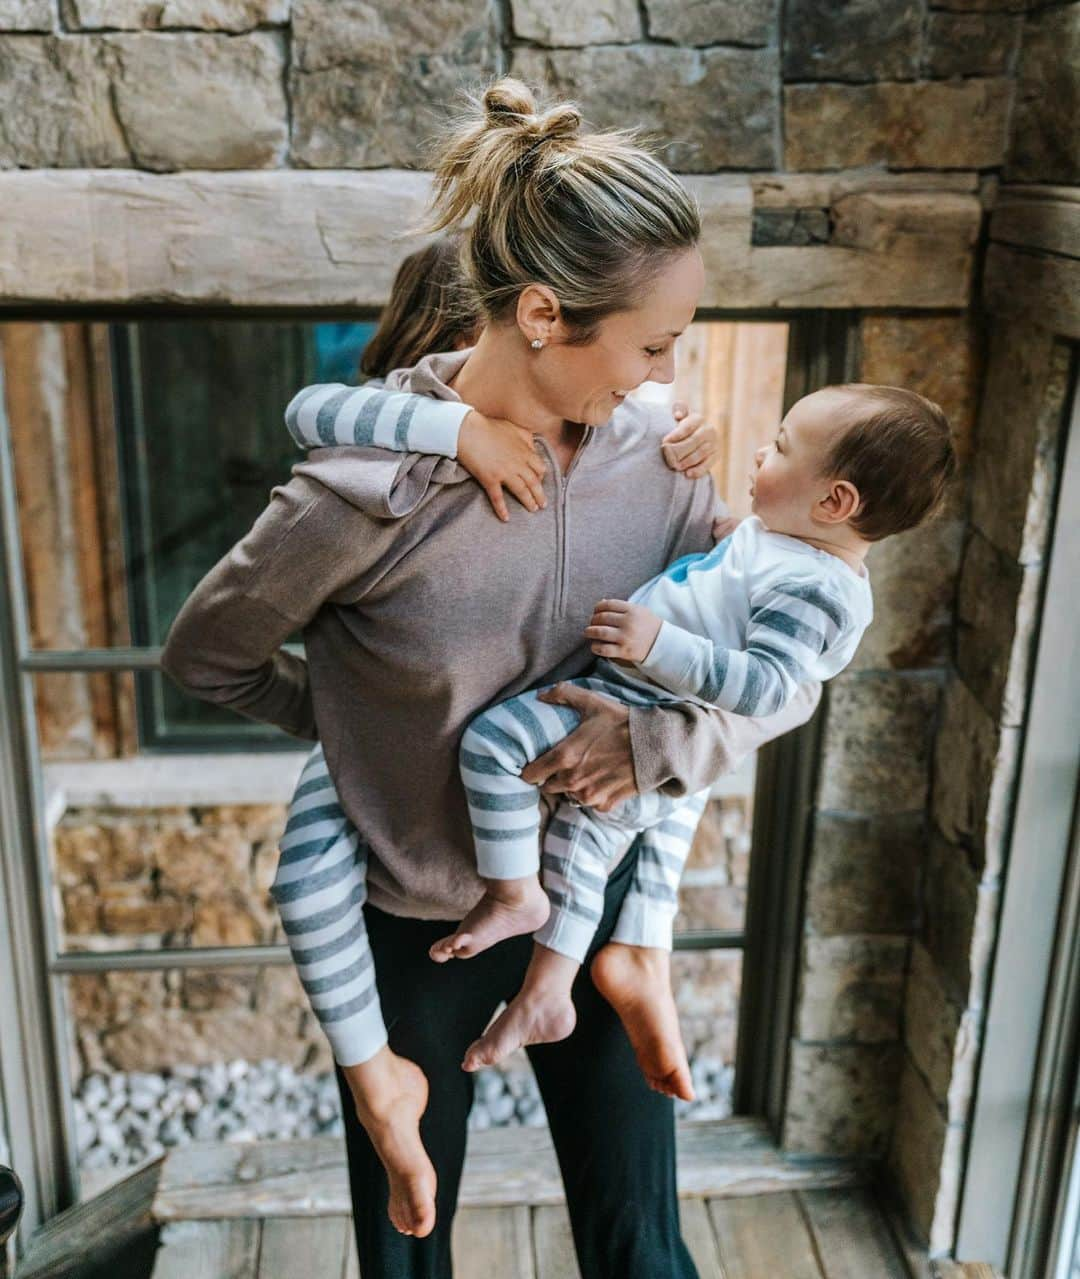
[0,170,981,312]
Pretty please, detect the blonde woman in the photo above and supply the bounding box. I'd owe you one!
[164,80,818,1277]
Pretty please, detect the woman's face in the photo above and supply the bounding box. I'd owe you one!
[543,248,705,427]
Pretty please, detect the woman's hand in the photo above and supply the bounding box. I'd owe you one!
[584,599,662,664]
[457,409,548,522]
[521,684,638,813]
[661,401,718,480]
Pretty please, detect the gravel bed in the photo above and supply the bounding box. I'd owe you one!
[74,1056,734,1175]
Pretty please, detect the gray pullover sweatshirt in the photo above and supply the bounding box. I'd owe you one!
[161,350,819,919]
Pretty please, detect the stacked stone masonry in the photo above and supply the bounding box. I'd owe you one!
[1,0,1078,1259]
[0,0,1056,172]
[54,796,751,1080]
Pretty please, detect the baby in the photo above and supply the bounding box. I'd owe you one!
[282,377,955,1100]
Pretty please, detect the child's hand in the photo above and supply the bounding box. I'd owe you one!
[712,514,740,542]
[457,410,548,522]
[661,402,718,480]
[585,600,663,663]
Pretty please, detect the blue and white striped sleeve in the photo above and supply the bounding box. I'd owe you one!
[636,579,853,717]
[284,383,470,458]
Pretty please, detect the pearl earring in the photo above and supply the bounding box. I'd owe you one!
[530,338,544,350]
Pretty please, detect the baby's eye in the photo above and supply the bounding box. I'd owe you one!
[644,346,664,358]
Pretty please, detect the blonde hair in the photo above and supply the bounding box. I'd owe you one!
[360,234,480,379]
[423,78,700,342]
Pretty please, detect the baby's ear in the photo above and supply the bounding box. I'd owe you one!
[818,478,862,525]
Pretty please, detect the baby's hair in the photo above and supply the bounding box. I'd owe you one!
[421,77,700,343]
[820,384,957,541]
[360,234,480,379]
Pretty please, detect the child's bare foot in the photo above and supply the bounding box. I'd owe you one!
[429,876,550,963]
[590,942,694,1102]
[342,1047,438,1237]
[462,945,578,1071]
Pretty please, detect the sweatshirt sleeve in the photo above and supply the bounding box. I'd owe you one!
[628,680,822,797]
[636,577,852,717]
[160,477,377,741]
[285,383,469,458]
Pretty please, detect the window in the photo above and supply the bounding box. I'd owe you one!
[0,312,840,1205]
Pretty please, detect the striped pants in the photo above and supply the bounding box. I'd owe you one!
[271,674,709,1066]
[462,675,710,962]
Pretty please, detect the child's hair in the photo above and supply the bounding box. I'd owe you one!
[422,77,700,343]
[821,383,957,541]
[359,234,480,379]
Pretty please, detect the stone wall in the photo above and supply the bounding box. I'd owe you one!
[882,2,1080,1255]
[0,0,1019,175]
[3,0,1077,1257]
[56,795,751,1081]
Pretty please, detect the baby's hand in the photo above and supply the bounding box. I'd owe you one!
[585,599,663,663]
[712,514,740,542]
[661,402,718,480]
[457,409,548,522]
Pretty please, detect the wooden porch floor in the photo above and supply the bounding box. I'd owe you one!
[151,1189,914,1279]
[144,1118,923,1279]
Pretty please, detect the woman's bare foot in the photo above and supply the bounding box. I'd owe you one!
[429,876,550,963]
[590,942,694,1102]
[462,945,579,1071]
[341,1047,438,1237]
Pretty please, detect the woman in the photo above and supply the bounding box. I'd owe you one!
[163,79,818,1278]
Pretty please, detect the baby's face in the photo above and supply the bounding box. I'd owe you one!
[750,389,851,536]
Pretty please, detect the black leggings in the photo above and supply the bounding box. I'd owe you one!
[333,845,699,1279]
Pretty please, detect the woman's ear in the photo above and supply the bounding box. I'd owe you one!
[516,284,562,346]
[816,478,862,526]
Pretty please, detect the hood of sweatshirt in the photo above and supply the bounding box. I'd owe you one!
[290,349,474,520]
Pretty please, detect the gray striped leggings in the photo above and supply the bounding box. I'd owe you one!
[271,675,709,1066]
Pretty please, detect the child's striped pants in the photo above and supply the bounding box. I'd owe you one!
[271,672,709,1065]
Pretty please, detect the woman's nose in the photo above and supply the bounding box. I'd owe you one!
[653,351,676,384]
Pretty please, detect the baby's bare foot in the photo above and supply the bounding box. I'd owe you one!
[590,942,694,1102]
[429,877,550,963]
[343,1048,438,1237]
[462,987,577,1071]
[462,944,580,1071]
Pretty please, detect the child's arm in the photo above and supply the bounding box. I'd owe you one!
[285,384,718,522]
[285,382,545,522]
[585,580,852,717]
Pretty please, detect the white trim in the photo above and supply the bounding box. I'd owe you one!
[42,752,310,822]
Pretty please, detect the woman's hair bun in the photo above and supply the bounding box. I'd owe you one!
[482,79,538,125]
[482,78,582,145]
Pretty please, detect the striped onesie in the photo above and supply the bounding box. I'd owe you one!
[274,383,872,1065]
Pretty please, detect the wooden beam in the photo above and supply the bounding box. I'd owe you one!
[991,188,1080,262]
[982,242,1080,340]
[151,1122,863,1221]
[0,170,981,311]
[15,1159,162,1279]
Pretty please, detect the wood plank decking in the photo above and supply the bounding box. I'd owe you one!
[145,1119,925,1278]
[13,1119,1008,1279]
[150,1189,917,1279]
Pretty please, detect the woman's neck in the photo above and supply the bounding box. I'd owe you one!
[449,326,584,462]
